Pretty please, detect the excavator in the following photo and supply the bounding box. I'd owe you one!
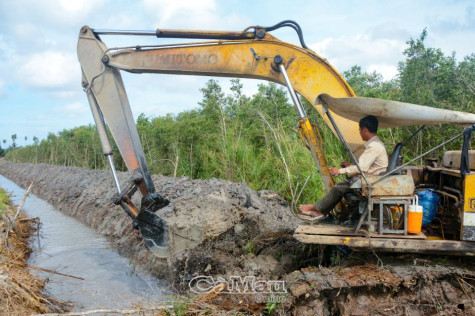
[77,20,475,258]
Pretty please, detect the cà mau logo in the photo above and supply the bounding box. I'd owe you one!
[189,275,287,294]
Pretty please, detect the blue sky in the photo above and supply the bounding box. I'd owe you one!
[0,0,474,147]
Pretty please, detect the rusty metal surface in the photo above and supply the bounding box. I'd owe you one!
[463,226,475,241]
[78,26,155,196]
[293,233,475,255]
[363,175,415,197]
[318,93,475,128]
[443,150,475,169]
[156,28,255,39]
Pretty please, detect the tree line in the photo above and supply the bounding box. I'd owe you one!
[4,31,474,203]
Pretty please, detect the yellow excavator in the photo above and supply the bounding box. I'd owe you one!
[77,20,475,257]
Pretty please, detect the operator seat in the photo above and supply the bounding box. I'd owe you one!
[383,142,403,175]
[344,141,404,201]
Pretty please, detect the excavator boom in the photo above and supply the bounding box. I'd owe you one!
[77,21,359,256]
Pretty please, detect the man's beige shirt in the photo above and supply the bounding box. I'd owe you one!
[339,136,388,176]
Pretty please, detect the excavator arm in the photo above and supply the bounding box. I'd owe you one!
[77,21,360,257]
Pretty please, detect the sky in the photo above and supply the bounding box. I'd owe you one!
[0,0,474,147]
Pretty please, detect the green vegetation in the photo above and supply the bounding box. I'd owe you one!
[171,297,190,316]
[0,188,11,218]
[5,31,474,203]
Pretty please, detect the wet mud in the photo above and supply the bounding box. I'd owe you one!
[1,161,474,315]
[0,161,300,282]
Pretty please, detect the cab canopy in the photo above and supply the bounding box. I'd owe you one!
[317,94,475,128]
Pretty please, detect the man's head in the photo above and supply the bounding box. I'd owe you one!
[359,115,379,141]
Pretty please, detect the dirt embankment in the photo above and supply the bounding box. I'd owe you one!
[0,161,300,283]
[1,161,474,315]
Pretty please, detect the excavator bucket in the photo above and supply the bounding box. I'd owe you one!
[135,210,170,258]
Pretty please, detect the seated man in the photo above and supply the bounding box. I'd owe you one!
[299,115,388,219]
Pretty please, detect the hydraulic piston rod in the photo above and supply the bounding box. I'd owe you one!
[274,55,335,192]
[92,28,255,40]
[277,58,307,119]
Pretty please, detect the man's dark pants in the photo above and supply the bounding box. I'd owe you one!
[315,180,352,215]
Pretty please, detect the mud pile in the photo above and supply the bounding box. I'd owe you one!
[0,161,300,283]
[1,161,474,315]
[284,262,475,315]
[196,261,475,315]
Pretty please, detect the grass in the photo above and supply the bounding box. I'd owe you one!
[0,188,11,218]
[3,105,346,205]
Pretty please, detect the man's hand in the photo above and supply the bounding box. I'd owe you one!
[340,160,350,168]
[329,167,341,175]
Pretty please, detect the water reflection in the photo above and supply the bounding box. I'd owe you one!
[0,175,168,311]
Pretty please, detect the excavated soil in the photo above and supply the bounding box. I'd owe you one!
[0,161,300,283]
[1,160,474,315]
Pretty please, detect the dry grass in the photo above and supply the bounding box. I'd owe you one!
[0,189,68,315]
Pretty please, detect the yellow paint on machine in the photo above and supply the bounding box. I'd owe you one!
[344,237,351,245]
[464,174,475,212]
[298,117,335,191]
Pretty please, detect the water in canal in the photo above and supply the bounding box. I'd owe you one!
[0,175,169,311]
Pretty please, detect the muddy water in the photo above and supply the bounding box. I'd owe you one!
[0,175,169,311]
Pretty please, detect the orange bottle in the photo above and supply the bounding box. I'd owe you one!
[407,196,423,234]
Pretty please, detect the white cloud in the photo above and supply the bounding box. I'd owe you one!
[11,23,37,39]
[1,0,109,26]
[17,51,80,89]
[367,64,398,80]
[62,102,88,113]
[0,0,473,143]
[0,80,5,98]
[133,104,172,117]
[143,0,217,27]
[49,90,81,99]
[53,102,89,118]
[0,34,17,60]
[141,0,248,30]
[58,0,96,14]
[311,30,407,80]
[104,14,144,29]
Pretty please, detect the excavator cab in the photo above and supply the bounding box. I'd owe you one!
[293,94,475,255]
[336,126,423,227]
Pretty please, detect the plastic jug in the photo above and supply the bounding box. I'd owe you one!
[407,195,423,234]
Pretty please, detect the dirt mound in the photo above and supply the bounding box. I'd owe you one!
[2,161,475,315]
[0,161,300,283]
[284,262,475,315]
